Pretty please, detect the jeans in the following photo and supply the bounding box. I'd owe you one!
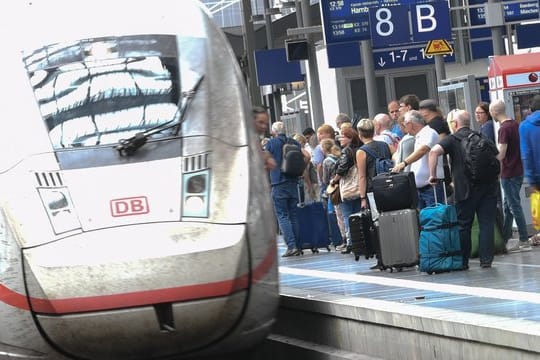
[417,182,444,209]
[500,176,529,242]
[455,181,498,266]
[271,181,300,250]
[339,198,362,246]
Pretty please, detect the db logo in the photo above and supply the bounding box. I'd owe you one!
[110,196,149,217]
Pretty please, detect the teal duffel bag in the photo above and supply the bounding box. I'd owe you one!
[419,201,464,274]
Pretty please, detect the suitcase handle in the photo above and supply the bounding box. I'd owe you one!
[433,180,448,205]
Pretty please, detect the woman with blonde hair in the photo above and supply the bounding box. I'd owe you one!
[293,133,318,203]
[320,138,346,249]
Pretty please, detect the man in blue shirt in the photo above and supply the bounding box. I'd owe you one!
[264,121,302,257]
[521,95,540,192]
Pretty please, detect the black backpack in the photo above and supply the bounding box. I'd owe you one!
[281,138,306,178]
[458,131,500,184]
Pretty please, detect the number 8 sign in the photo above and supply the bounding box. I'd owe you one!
[369,1,451,48]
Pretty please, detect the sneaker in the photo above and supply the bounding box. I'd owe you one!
[480,263,492,268]
[506,239,521,253]
[336,243,347,251]
[341,245,352,254]
[281,248,301,257]
[519,244,532,252]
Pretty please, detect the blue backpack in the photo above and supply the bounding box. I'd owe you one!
[360,142,393,175]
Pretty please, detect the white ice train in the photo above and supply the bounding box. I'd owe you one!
[0,1,278,359]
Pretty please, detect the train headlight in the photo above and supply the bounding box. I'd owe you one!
[38,188,81,234]
[182,170,210,218]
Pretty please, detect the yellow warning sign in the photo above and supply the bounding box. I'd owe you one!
[424,39,453,56]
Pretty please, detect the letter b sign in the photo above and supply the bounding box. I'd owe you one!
[369,1,451,47]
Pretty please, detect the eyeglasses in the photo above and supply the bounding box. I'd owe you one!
[399,104,407,108]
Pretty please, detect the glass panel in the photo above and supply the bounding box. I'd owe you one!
[350,77,387,120]
[393,74,429,103]
[23,35,182,149]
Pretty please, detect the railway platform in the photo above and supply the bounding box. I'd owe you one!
[267,242,540,359]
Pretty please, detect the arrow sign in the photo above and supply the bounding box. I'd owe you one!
[377,57,386,67]
[424,39,453,55]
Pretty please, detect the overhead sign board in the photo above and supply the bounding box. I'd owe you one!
[368,1,451,47]
[469,0,539,26]
[373,44,455,70]
[320,0,451,45]
[424,39,453,55]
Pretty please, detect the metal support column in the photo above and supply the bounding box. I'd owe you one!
[488,0,505,55]
[361,40,378,119]
[301,0,324,129]
[264,0,281,120]
[240,0,262,105]
[434,55,446,86]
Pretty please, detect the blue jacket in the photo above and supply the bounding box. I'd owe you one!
[264,134,301,186]
[520,110,540,187]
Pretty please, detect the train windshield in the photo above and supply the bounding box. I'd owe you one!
[23,34,182,149]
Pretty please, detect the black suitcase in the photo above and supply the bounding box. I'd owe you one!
[373,171,418,212]
[349,209,378,261]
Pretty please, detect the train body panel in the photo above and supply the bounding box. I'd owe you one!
[0,1,278,359]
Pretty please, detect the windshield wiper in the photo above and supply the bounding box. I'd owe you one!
[115,75,205,156]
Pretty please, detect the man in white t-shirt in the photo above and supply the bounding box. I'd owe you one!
[392,110,444,209]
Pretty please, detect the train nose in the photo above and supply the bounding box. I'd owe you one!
[21,223,249,360]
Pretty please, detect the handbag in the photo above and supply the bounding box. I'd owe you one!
[532,190,540,230]
[339,165,361,201]
[327,183,342,205]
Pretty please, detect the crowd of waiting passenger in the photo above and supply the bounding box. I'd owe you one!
[253,94,540,269]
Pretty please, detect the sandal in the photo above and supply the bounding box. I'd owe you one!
[529,233,540,246]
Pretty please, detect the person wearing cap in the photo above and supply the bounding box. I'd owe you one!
[419,99,450,139]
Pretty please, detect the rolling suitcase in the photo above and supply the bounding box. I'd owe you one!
[296,201,331,253]
[372,171,418,212]
[349,209,378,261]
[418,186,463,274]
[378,208,419,271]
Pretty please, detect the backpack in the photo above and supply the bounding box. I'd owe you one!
[361,142,393,175]
[457,131,500,184]
[281,138,306,177]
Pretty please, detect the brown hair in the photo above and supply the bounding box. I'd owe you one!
[317,124,336,138]
[340,127,361,147]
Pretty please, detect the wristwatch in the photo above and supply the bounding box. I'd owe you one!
[402,160,408,166]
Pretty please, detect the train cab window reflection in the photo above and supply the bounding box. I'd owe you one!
[23,35,182,149]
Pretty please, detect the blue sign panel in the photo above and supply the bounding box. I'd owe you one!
[516,23,540,49]
[369,5,411,47]
[410,1,451,42]
[469,0,539,26]
[320,0,373,44]
[327,42,362,68]
[372,44,455,70]
[254,49,303,86]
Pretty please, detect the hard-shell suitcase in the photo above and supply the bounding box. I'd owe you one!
[296,201,331,253]
[418,186,463,274]
[373,171,418,212]
[349,209,378,261]
[378,208,419,271]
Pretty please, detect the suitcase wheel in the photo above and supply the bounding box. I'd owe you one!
[326,246,331,252]
[311,248,319,254]
[354,255,360,261]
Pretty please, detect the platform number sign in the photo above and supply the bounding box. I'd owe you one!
[369,1,452,48]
